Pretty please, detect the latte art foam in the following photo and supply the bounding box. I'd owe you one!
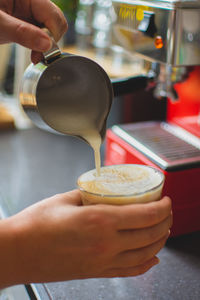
[78,164,163,196]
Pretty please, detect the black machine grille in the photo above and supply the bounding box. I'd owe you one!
[113,122,200,171]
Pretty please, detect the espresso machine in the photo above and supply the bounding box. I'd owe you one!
[105,0,200,236]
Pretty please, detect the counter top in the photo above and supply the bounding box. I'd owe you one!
[0,128,199,300]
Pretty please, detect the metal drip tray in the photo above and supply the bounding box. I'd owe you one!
[112,121,200,171]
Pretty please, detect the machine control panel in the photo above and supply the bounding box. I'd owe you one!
[112,0,200,66]
[137,11,157,37]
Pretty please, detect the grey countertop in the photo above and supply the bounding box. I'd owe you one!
[0,127,200,300]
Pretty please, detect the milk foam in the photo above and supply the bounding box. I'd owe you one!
[78,164,163,195]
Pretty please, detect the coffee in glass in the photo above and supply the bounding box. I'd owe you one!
[77,164,165,205]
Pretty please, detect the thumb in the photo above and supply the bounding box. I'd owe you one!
[57,190,83,206]
[0,10,52,52]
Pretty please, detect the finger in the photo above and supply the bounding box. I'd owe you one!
[99,256,160,278]
[0,1,13,14]
[113,234,169,269]
[113,196,172,230]
[31,0,68,42]
[118,214,172,251]
[31,51,43,64]
[0,10,52,52]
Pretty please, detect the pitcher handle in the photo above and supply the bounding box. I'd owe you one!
[42,28,61,63]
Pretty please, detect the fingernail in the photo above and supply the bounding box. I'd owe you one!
[154,256,160,265]
[36,37,52,52]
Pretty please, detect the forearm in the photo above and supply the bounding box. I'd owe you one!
[0,217,26,289]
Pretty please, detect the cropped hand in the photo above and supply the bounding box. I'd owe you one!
[0,0,67,63]
[0,190,172,288]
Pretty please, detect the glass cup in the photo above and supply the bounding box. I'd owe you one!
[77,164,165,205]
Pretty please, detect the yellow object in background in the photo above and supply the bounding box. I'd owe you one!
[0,104,15,130]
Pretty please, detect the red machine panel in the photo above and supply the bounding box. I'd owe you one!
[105,128,200,237]
[167,67,200,137]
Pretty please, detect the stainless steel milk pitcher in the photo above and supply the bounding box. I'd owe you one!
[19,31,113,141]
